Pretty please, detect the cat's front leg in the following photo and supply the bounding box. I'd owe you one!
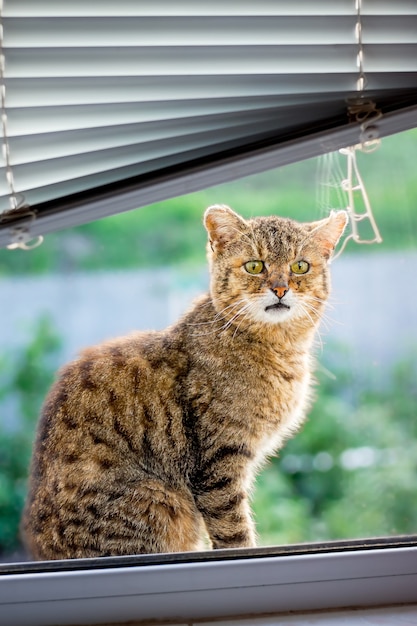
[192,455,257,549]
[195,485,256,549]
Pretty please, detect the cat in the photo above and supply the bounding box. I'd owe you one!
[22,204,347,560]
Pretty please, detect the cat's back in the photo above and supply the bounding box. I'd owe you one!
[22,328,196,559]
[40,331,160,436]
[31,328,193,472]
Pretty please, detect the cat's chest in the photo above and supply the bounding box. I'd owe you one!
[218,345,310,427]
[212,350,311,463]
[258,362,311,455]
[255,352,310,422]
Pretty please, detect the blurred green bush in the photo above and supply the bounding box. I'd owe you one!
[253,347,417,545]
[0,317,61,556]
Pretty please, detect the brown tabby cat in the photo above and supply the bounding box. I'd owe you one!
[22,205,347,560]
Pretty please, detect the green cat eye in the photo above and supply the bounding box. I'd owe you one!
[244,260,264,275]
[291,260,310,274]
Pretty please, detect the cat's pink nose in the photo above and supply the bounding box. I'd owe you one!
[272,284,289,299]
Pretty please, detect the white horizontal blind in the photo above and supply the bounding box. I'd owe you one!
[0,0,416,244]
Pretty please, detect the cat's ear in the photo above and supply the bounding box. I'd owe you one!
[308,210,348,260]
[204,205,248,254]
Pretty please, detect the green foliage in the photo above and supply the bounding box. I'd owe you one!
[0,317,61,555]
[253,347,417,545]
[0,128,416,276]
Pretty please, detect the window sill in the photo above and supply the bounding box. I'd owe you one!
[1,537,417,626]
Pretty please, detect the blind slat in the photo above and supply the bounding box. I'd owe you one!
[8,109,296,164]
[0,124,286,201]
[3,0,357,18]
[5,16,417,47]
[4,17,359,47]
[6,124,289,191]
[6,99,310,136]
[4,0,417,17]
[6,47,417,79]
[4,75,416,109]
[4,46,365,77]
[0,0,416,242]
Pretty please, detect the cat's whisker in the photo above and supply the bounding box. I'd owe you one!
[298,297,321,317]
[215,299,249,318]
[221,300,255,336]
[297,300,320,328]
[308,295,336,311]
[298,303,318,325]
[304,299,342,330]
[188,299,248,329]
[301,300,329,326]
[217,299,251,326]
[190,299,253,337]
[320,312,343,329]
[298,302,324,351]
[309,294,346,316]
[301,301,333,335]
[230,300,261,339]
[301,300,341,340]
[221,305,249,332]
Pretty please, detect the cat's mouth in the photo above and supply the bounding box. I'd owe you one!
[265,302,291,312]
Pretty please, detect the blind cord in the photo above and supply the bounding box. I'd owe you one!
[0,1,43,250]
[332,0,384,260]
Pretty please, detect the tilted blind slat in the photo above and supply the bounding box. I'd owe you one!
[2,125,283,199]
[9,125,287,189]
[6,99,304,136]
[1,131,283,208]
[8,109,291,164]
[5,75,416,110]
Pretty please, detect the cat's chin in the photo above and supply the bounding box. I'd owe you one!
[263,307,294,324]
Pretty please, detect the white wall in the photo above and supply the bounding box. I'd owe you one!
[1,252,416,372]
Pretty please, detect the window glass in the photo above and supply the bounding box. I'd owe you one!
[0,128,416,563]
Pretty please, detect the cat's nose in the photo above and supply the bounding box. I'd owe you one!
[271,284,289,299]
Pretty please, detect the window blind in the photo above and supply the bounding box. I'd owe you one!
[0,0,416,247]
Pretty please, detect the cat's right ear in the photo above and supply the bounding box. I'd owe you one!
[204,205,247,254]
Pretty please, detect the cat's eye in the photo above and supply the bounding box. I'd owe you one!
[290,260,310,274]
[244,260,264,275]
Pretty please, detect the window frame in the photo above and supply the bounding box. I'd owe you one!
[1,5,417,624]
[1,538,417,625]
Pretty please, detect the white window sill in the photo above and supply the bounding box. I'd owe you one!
[1,541,417,626]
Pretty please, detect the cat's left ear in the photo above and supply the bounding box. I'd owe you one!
[204,205,248,254]
[308,210,349,260]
